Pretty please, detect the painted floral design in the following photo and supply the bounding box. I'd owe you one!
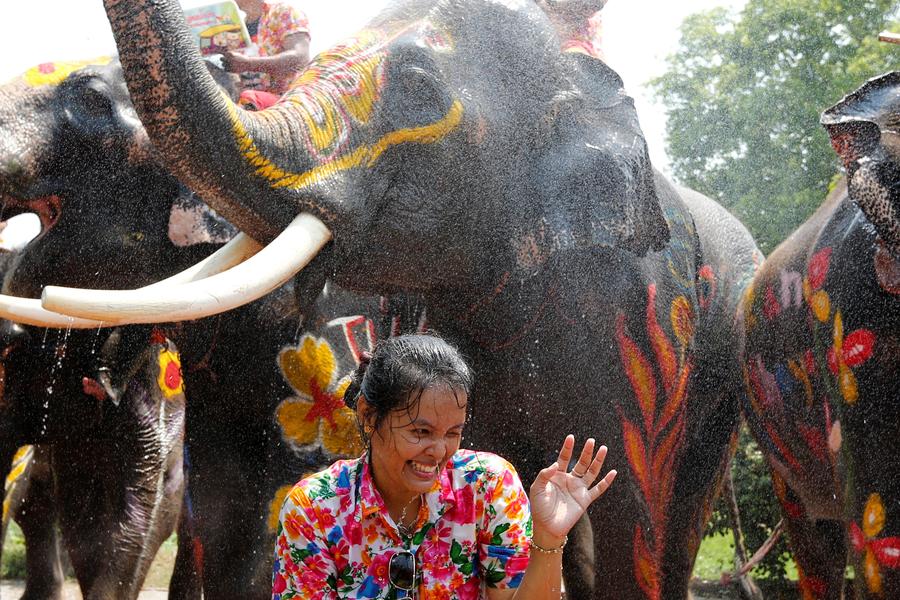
[273,450,531,598]
[157,347,184,399]
[850,493,900,595]
[276,334,363,457]
[616,284,693,600]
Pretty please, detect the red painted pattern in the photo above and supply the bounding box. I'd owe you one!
[616,284,693,600]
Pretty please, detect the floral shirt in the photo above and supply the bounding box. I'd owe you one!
[250,1,310,94]
[273,450,532,599]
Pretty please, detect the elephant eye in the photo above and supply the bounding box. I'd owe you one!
[82,84,113,114]
[383,55,453,130]
[60,78,117,136]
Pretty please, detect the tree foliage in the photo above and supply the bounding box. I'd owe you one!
[652,0,898,253]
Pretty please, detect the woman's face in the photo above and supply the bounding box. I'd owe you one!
[367,386,468,502]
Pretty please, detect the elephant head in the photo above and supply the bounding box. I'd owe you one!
[39,0,668,324]
[821,70,900,257]
[0,59,239,327]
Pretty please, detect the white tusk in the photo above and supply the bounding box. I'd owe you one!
[144,232,262,288]
[0,230,263,329]
[0,295,107,329]
[41,213,331,324]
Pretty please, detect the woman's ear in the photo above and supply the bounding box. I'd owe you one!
[357,394,375,435]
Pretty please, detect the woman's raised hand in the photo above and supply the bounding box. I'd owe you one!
[529,435,617,541]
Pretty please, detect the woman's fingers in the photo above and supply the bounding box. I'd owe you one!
[581,444,608,485]
[555,434,575,472]
[570,437,595,479]
[588,469,617,502]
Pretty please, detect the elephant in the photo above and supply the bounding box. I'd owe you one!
[740,71,900,599]
[0,58,206,599]
[41,1,764,597]
[0,57,427,598]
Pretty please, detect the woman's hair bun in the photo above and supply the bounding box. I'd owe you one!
[343,353,371,409]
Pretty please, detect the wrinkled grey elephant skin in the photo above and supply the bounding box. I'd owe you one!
[100,0,764,597]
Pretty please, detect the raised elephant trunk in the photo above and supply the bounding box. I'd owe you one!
[103,0,314,243]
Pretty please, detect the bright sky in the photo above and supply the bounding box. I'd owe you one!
[1,0,747,172]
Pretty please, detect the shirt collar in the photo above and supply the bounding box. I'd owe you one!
[357,452,457,519]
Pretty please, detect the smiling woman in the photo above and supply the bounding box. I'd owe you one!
[273,333,617,599]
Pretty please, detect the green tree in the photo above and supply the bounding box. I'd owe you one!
[651,0,898,254]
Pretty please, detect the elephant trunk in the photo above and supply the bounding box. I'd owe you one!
[103,0,321,244]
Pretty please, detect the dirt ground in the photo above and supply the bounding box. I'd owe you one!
[0,581,770,600]
[0,581,166,599]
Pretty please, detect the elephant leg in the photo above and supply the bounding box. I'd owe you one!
[189,451,272,599]
[773,473,845,600]
[562,513,595,594]
[167,492,202,600]
[660,388,741,598]
[15,446,64,600]
[1,442,23,567]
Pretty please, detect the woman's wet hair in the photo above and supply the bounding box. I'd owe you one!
[344,333,473,445]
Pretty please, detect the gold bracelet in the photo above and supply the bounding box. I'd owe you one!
[531,535,568,554]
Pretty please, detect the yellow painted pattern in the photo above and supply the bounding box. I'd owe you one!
[23,57,112,87]
[227,98,463,191]
[3,445,34,522]
[862,493,887,594]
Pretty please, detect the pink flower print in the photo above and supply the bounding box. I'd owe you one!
[448,485,476,524]
[345,516,362,545]
[456,575,481,600]
[273,571,287,594]
[367,552,391,586]
[328,538,351,573]
[505,555,529,577]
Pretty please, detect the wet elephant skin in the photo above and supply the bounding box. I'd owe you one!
[741,72,900,599]
[0,58,424,598]
[99,0,764,597]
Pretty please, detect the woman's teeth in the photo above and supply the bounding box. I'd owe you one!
[410,461,437,475]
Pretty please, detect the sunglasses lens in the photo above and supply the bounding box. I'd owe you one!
[389,551,415,590]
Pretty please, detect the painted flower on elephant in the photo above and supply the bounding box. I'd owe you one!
[825,311,875,405]
[803,247,833,323]
[156,347,184,399]
[849,493,900,595]
[276,334,363,457]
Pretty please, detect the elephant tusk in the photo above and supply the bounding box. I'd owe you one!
[144,232,263,288]
[0,295,107,329]
[0,230,264,329]
[40,213,332,324]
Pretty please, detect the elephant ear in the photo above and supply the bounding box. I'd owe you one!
[530,57,669,258]
[822,71,900,253]
[821,71,900,172]
[168,188,239,247]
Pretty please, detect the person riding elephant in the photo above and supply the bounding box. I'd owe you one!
[0,57,428,598]
[36,1,764,597]
[740,71,900,600]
